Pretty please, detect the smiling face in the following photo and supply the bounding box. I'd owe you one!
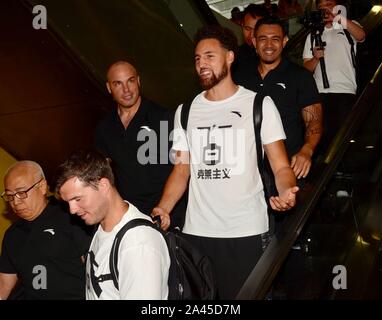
[59,177,108,226]
[194,38,232,90]
[106,62,141,110]
[253,23,287,67]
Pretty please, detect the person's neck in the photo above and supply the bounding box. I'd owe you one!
[100,192,129,232]
[258,58,282,79]
[117,97,141,129]
[204,76,238,101]
[27,199,48,221]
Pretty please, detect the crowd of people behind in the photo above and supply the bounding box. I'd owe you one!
[0,0,364,300]
[230,0,303,24]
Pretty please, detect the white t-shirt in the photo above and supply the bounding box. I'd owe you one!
[303,22,360,94]
[172,86,285,238]
[86,202,170,300]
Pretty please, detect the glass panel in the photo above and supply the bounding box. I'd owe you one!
[270,74,382,299]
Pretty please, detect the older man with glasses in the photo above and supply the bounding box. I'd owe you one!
[0,161,92,300]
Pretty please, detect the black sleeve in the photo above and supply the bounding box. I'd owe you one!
[0,231,17,274]
[297,69,321,110]
[69,215,94,256]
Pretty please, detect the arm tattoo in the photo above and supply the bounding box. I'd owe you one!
[302,103,323,137]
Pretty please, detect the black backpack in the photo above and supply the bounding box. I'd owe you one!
[109,218,216,300]
[180,93,277,202]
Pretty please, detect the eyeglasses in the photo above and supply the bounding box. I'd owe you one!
[1,178,44,202]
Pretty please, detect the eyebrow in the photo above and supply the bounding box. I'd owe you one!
[111,76,135,84]
[68,195,81,201]
[5,186,28,192]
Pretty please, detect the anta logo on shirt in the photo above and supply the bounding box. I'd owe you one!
[276,83,287,89]
[43,228,55,235]
[230,111,242,118]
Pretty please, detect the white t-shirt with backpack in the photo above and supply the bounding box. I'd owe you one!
[172,86,285,238]
[86,202,170,300]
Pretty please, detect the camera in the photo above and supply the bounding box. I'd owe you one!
[301,9,326,30]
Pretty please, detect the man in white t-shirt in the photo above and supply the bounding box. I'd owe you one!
[152,25,298,299]
[55,150,170,300]
[303,0,366,154]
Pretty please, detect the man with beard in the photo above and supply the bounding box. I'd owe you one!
[94,61,185,229]
[152,25,299,299]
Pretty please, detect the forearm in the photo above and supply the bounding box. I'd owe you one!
[0,273,18,300]
[274,166,297,195]
[342,18,366,42]
[157,165,189,214]
[302,103,323,155]
[303,57,319,73]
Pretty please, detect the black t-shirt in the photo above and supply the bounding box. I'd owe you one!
[232,44,259,88]
[94,98,174,216]
[242,58,320,158]
[0,201,92,299]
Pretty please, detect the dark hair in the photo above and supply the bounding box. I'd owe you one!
[254,16,286,37]
[194,25,238,57]
[54,149,115,193]
[316,0,341,5]
[243,3,268,19]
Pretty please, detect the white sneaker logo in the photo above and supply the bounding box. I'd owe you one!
[43,228,55,235]
[140,126,152,132]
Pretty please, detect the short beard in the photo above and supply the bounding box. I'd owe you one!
[199,64,228,90]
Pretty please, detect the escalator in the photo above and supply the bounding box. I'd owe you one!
[1,0,381,300]
[237,62,382,299]
[235,2,382,300]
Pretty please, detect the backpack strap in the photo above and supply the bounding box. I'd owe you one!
[109,218,158,290]
[180,100,193,131]
[253,92,266,185]
[253,92,275,204]
[343,29,356,68]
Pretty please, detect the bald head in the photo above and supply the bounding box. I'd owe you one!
[5,161,45,182]
[106,61,138,82]
[106,60,141,110]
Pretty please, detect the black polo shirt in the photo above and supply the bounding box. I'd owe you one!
[94,98,174,216]
[0,201,92,299]
[243,58,320,158]
[232,44,259,88]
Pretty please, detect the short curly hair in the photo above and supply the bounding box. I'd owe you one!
[194,25,238,57]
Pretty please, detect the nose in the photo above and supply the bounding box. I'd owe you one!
[68,202,79,215]
[122,83,130,93]
[13,195,23,206]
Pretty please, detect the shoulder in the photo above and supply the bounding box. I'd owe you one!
[238,86,256,98]
[142,98,171,117]
[95,108,116,131]
[285,60,316,82]
[120,206,165,247]
[44,200,84,227]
